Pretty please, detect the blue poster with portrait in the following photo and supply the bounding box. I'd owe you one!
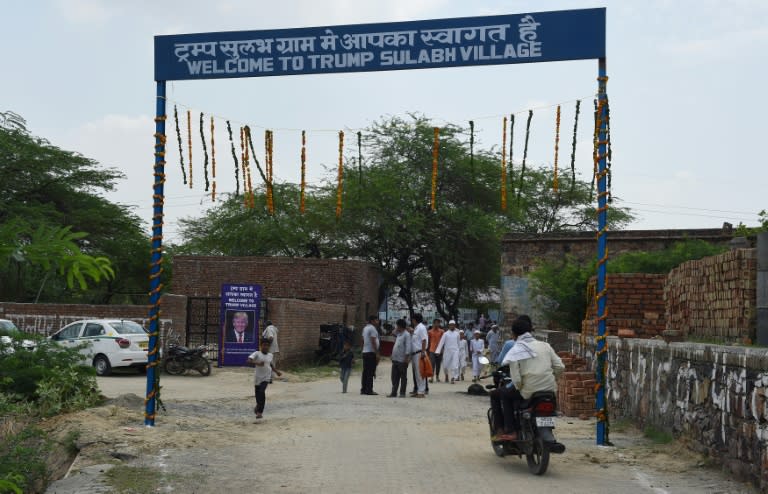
[219,283,262,366]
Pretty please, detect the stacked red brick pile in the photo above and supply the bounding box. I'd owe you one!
[665,248,756,343]
[556,351,595,418]
[582,273,666,338]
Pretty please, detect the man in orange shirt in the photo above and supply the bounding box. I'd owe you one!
[428,318,445,383]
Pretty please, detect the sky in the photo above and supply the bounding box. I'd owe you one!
[2,0,767,243]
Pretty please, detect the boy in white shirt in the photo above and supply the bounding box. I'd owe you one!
[248,339,282,419]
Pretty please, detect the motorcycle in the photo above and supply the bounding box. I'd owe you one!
[163,343,212,376]
[480,356,566,475]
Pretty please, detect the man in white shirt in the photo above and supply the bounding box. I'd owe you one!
[500,317,564,436]
[360,315,380,395]
[435,320,461,383]
[409,313,428,398]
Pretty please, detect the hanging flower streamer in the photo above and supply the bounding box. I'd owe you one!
[264,130,274,214]
[240,127,249,208]
[501,116,507,211]
[357,131,363,186]
[469,120,475,175]
[199,113,210,192]
[300,130,307,214]
[336,130,344,219]
[508,114,515,197]
[605,97,612,203]
[210,116,216,202]
[590,99,599,200]
[553,105,561,193]
[173,105,187,184]
[187,110,193,189]
[243,126,268,184]
[226,121,240,196]
[431,127,439,212]
[517,110,533,204]
[569,100,581,194]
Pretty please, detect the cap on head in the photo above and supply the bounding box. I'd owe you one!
[448,320,456,325]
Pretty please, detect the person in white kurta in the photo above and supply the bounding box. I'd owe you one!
[470,330,485,381]
[435,320,461,383]
[458,332,469,380]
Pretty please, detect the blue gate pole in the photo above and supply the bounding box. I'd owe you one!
[595,58,609,445]
[145,80,167,426]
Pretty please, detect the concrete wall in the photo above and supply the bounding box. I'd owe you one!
[500,227,733,328]
[570,335,768,490]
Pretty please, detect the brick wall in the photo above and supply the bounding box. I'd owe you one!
[665,248,757,343]
[0,300,174,337]
[171,256,379,331]
[0,296,350,367]
[501,227,733,328]
[267,298,353,365]
[556,351,595,418]
[582,273,666,337]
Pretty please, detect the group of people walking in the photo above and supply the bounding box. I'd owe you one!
[355,314,505,398]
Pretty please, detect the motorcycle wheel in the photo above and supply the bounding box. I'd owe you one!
[487,409,506,457]
[196,358,212,376]
[164,358,186,375]
[526,437,550,475]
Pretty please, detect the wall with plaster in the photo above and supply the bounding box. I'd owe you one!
[571,335,768,490]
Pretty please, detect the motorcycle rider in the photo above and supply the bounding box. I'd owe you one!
[499,317,564,439]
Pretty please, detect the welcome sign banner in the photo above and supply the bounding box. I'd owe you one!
[154,8,605,81]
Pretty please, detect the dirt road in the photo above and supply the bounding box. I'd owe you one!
[45,362,757,494]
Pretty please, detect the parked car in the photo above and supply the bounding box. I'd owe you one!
[48,319,150,376]
[0,319,37,353]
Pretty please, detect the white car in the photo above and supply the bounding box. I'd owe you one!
[0,319,36,353]
[49,319,150,376]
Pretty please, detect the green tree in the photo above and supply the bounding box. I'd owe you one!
[0,111,148,302]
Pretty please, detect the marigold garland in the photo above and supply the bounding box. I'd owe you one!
[569,100,581,194]
[199,112,210,192]
[430,127,439,212]
[300,130,307,214]
[226,120,240,196]
[501,116,507,211]
[186,110,193,189]
[335,130,344,219]
[173,105,187,184]
[553,105,561,193]
[517,110,533,204]
[210,116,216,202]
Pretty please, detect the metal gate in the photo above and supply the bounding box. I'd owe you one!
[185,296,268,350]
